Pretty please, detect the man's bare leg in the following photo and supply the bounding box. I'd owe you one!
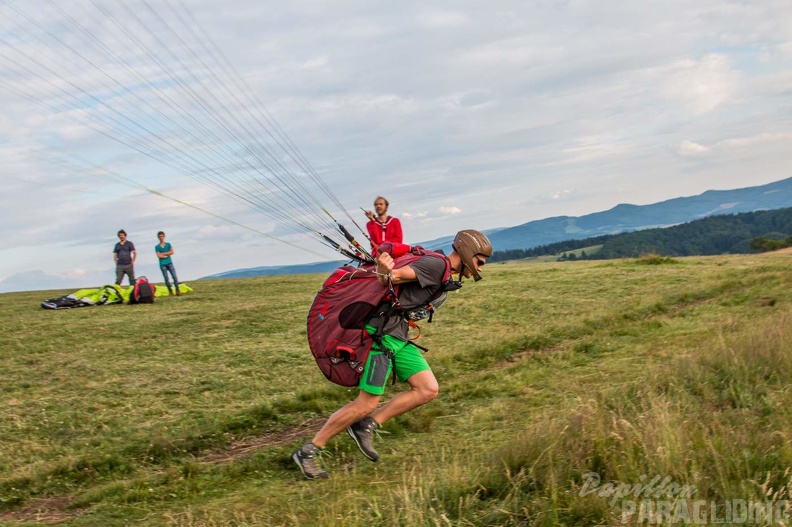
[311,390,381,448]
[371,369,439,425]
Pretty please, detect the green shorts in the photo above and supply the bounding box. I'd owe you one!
[359,326,431,395]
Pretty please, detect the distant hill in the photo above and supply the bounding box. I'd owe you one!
[203,177,792,279]
[476,176,792,252]
[491,207,792,261]
[202,261,340,280]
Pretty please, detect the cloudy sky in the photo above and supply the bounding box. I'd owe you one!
[1,0,791,293]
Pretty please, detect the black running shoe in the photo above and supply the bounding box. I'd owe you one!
[346,416,380,462]
[293,442,328,480]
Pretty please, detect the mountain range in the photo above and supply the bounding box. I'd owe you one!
[202,177,792,279]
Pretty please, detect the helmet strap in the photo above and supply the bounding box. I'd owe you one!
[450,244,464,282]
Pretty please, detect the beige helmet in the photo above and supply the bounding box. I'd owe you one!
[452,230,493,281]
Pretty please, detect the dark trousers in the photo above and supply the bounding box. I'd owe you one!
[116,264,135,286]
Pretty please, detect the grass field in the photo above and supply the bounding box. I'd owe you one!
[1,254,791,526]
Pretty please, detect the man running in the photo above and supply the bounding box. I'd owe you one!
[294,230,493,479]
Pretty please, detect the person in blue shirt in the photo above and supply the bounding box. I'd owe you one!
[155,231,181,296]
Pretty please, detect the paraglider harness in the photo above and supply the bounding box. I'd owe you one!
[306,242,461,387]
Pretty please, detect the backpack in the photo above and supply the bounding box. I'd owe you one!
[306,244,456,387]
[129,276,155,304]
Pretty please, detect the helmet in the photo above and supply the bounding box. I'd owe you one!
[452,230,492,281]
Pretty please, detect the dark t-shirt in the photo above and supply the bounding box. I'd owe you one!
[114,241,136,266]
[369,255,448,341]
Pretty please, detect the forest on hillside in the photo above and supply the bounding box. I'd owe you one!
[490,207,792,262]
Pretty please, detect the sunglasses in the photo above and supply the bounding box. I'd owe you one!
[475,258,486,267]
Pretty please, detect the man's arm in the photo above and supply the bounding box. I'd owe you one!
[376,252,417,286]
[391,218,403,244]
[131,249,137,263]
[367,221,382,247]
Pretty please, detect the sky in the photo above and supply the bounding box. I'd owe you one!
[1,0,792,293]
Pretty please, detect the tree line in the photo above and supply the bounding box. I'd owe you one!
[489,207,792,262]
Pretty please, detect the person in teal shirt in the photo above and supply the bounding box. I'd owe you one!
[155,231,181,296]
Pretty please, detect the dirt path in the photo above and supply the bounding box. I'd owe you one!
[0,416,326,524]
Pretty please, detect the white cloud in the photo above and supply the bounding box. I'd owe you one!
[676,140,710,156]
[416,9,469,29]
[674,133,792,157]
[62,268,89,279]
[439,206,461,215]
[553,189,576,201]
[653,54,739,114]
[715,132,792,149]
[462,35,556,67]
[194,224,240,241]
[560,137,634,163]
[402,211,429,219]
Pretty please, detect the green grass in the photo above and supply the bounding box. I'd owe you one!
[1,254,792,526]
